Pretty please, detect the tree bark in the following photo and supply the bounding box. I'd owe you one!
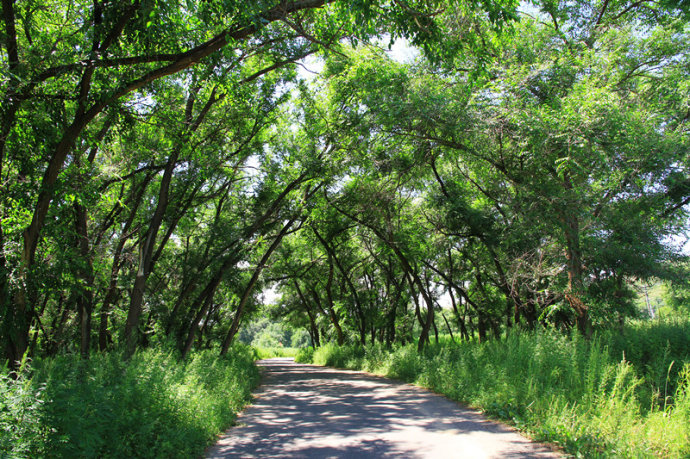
[124,86,225,358]
[441,311,455,342]
[311,226,366,345]
[74,202,95,359]
[309,262,345,346]
[220,218,297,356]
[294,280,320,347]
[5,0,329,364]
[563,213,590,336]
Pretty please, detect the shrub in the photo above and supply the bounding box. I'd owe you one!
[294,347,315,363]
[312,342,365,369]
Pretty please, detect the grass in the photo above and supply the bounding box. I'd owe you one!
[1,345,259,458]
[253,346,300,359]
[298,321,690,458]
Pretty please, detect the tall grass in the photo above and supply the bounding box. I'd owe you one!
[301,324,690,457]
[603,320,690,403]
[1,346,259,458]
[253,346,300,359]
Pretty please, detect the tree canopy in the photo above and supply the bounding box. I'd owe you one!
[1,0,688,365]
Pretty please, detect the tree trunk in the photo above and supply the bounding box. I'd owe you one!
[386,277,403,346]
[325,261,345,345]
[441,312,455,342]
[310,226,365,345]
[97,174,150,351]
[477,316,487,343]
[403,267,434,351]
[432,316,439,344]
[74,202,95,358]
[165,281,195,336]
[563,213,590,337]
[295,280,320,347]
[181,254,238,358]
[181,288,216,359]
[125,87,224,359]
[220,218,296,355]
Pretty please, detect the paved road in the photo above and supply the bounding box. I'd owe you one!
[206,358,559,458]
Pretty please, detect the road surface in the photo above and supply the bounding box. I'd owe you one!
[206,358,559,458]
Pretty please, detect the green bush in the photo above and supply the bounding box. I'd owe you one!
[294,346,315,363]
[300,323,690,457]
[290,329,311,348]
[312,342,364,369]
[0,346,259,458]
[252,323,290,349]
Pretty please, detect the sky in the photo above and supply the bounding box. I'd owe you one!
[296,37,419,81]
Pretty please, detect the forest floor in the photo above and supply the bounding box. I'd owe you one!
[205,358,560,458]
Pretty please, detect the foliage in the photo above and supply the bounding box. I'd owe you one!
[238,315,310,349]
[263,0,690,351]
[0,364,48,457]
[1,0,688,454]
[602,319,690,401]
[0,0,687,372]
[253,347,300,359]
[662,267,690,318]
[298,321,690,457]
[0,347,259,458]
[312,342,365,368]
[0,0,523,369]
[294,346,315,364]
[0,4,689,455]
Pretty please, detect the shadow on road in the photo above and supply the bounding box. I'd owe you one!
[206,358,558,458]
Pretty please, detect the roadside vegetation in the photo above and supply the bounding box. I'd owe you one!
[0,346,258,458]
[296,320,690,457]
[239,316,309,359]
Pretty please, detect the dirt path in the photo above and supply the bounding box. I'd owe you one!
[206,358,560,458]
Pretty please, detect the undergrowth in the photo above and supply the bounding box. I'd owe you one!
[300,322,690,458]
[253,346,299,359]
[1,345,259,458]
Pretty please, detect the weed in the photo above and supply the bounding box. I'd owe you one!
[0,346,259,458]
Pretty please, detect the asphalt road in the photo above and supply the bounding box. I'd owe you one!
[206,358,560,458]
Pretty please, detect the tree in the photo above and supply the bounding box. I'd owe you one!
[271,0,689,343]
[1,0,520,364]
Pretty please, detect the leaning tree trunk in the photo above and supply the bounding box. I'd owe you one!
[324,260,345,345]
[311,226,366,345]
[295,281,321,347]
[220,218,296,355]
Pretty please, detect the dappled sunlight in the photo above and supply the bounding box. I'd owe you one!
[206,359,557,458]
